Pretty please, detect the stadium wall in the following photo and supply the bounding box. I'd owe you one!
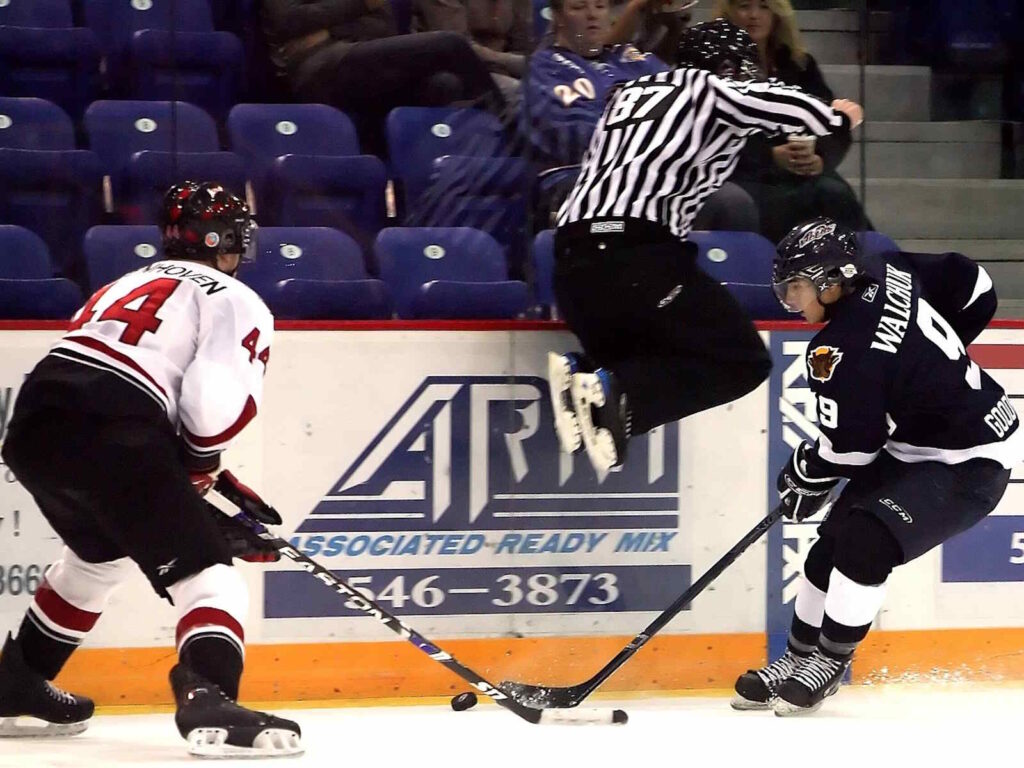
[0,320,1021,706]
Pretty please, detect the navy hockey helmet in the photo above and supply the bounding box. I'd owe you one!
[772,217,862,312]
[160,181,254,262]
[676,19,763,81]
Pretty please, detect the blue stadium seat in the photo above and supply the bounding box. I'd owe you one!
[0,278,83,319]
[123,150,247,224]
[386,107,507,205]
[83,100,220,200]
[414,280,530,320]
[0,26,101,120]
[687,231,790,320]
[531,229,555,314]
[85,0,241,116]
[533,0,552,38]
[0,225,56,278]
[0,0,73,27]
[0,148,103,287]
[272,279,393,320]
[858,231,900,258]
[266,154,387,245]
[83,225,162,291]
[0,98,75,150]
[375,227,527,319]
[226,103,361,195]
[130,30,243,121]
[242,226,369,299]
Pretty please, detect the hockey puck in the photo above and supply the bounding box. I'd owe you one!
[451,692,478,711]
[612,710,629,725]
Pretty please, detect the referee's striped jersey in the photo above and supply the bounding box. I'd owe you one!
[557,67,849,239]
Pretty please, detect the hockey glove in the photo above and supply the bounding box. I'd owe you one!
[777,443,840,522]
[211,471,283,563]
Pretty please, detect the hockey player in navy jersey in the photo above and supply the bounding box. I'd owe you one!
[0,182,302,757]
[733,217,1023,716]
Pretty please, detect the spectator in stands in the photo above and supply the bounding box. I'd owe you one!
[262,0,504,154]
[526,0,758,231]
[709,0,869,242]
[412,0,533,105]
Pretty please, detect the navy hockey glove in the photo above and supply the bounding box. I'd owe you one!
[777,443,840,522]
[211,471,282,563]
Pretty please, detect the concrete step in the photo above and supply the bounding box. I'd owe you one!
[820,66,931,122]
[848,179,1024,239]
[838,121,1003,179]
[995,299,1024,319]
[979,262,1024,299]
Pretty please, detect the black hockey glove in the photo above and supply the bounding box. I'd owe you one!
[777,443,840,522]
[211,471,283,563]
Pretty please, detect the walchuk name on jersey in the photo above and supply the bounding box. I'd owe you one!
[870,263,914,354]
[143,262,228,296]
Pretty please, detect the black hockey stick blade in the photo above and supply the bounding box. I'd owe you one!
[495,505,785,709]
[248,525,628,725]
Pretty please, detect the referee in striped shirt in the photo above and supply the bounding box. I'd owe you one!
[547,19,864,474]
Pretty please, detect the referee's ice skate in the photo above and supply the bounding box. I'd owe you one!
[570,368,630,472]
[548,351,591,454]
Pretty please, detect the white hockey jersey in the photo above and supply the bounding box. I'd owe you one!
[50,260,274,460]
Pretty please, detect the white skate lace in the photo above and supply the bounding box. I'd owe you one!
[45,682,77,706]
[755,650,804,687]
[789,651,845,692]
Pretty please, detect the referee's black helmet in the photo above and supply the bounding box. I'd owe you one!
[676,20,763,81]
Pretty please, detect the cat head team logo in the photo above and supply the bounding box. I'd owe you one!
[807,345,843,382]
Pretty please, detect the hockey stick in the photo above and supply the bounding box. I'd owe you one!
[211,483,628,726]
[478,505,785,710]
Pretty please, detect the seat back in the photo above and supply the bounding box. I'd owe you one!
[242,226,368,299]
[227,103,361,194]
[123,150,247,223]
[0,225,55,279]
[0,0,73,27]
[687,231,788,320]
[374,226,506,316]
[82,225,163,291]
[83,100,219,177]
[531,229,555,313]
[0,97,75,150]
[0,27,102,120]
[858,230,900,258]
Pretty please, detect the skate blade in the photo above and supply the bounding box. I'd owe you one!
[547,353,582,454]
[772,698,825,717]
[570,374,618,473]
[186,727,304,759]
[729,696,772,711]
[0,716,89,737]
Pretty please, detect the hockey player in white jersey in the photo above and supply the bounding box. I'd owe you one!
[0,182,302,757]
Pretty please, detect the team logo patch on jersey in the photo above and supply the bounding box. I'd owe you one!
[807,345,843,382]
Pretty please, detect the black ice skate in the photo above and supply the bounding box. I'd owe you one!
[548,351,591,454]
[731,648,809,711]
[570,367,630,472]
[773,649,851,717]
[0,632,94,737]
[170,664,303,758]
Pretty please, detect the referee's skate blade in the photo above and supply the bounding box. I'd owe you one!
[0,716,89,737]
[729,695,772,711]
[185,727,304,758]
[548,352,582,454]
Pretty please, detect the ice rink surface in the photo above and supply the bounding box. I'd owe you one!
[5,684,1023,768]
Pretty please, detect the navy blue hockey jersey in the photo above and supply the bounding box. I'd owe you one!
[805,250,1023,476]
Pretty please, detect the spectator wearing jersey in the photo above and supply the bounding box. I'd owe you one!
[709,0,869,242]
[412,0,533,104]
[527,0,758,231]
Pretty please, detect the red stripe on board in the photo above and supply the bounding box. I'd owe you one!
[968,344,1024,369]
[176,607,245,649]
[65,335,168,399]
[183,396,257,449]
[33,580,101,633]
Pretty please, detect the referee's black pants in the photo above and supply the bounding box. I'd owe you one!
[553,221,772,435]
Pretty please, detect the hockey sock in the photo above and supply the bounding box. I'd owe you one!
[169,564,248,700]
[821,568,887,658]
[789,576,826,653]
[18,549,130,679]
